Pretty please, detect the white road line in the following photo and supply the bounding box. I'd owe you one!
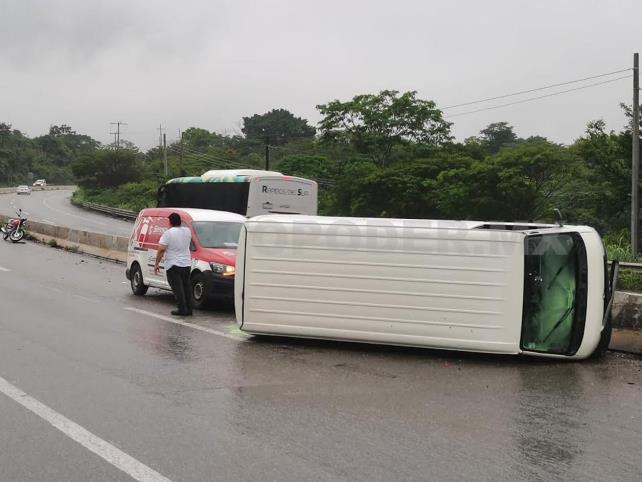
[45,286,101,304]
[0,266,10,272]
[125,307,248,341]
[0,375,172,482]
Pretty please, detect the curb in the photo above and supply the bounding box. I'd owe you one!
[0,214,128,264]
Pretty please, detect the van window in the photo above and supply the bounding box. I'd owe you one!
[521,233,587,355]
[193,222,243,248]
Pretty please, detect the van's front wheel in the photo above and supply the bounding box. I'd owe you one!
[191,273,211,309]
[130,264,148,296]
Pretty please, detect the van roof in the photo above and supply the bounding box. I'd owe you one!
[246,215,570,232]
[139,207,245,223]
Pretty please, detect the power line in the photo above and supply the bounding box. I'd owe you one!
[176,146,251,168]
[445,75,630,118]
[167,145,253,170]
[109,121,127,148]
[441,68,631,110]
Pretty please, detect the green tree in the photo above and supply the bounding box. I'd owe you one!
[436,142,579,221]
[182,128,220,151]
[478,122,518,154]
[72,148,143,188]
[242,109,316,144]
[317,90,452,166]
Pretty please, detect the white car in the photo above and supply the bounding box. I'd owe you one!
[32,179,47,189]
[16,185,32,195]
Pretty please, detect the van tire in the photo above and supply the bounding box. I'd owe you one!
[130,263,148,296]
[191,273,211,309]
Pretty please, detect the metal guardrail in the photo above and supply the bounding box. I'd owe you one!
[617,262,642,271]
[75,201,138,220]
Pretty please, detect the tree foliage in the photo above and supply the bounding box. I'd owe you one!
[242,109,316,144]
[72,148,143,189]
[317,90,452,166]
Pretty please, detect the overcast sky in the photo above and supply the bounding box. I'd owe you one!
[1,0,640,150]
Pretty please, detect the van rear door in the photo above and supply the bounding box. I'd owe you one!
[246,177,318,217]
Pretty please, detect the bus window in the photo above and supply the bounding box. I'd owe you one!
[521,233,588,355]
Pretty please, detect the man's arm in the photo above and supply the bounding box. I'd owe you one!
[155,245,167,274]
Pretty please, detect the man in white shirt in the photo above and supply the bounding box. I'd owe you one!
[155,212,193,316]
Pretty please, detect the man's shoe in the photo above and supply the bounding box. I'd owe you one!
[171,309,189,316]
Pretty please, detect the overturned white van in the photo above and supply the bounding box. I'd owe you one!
[235,215,617,359]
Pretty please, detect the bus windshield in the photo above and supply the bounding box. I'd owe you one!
[193,222,243,249]
[521,233,587,355]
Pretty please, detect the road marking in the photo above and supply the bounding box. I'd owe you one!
[44,286,101,304]
[125,307,249,341]
[0,375,172,482]
[0,266,10,272]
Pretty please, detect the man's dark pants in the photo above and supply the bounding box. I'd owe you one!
[166,266,192,314]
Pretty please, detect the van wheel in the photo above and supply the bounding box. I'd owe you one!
[191,273,211,309]
[590,316,612,359]
[130,264,148,296]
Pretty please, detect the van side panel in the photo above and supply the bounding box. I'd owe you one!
[240,218,525,354]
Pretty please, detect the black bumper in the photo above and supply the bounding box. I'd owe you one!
[202,271,235,301]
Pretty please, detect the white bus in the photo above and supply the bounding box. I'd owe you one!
[157,169,318,217]
[235,215,618,360]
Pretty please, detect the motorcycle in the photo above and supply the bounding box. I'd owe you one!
[1,209,28,243]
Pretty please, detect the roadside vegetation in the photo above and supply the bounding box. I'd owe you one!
[3,91,642,286]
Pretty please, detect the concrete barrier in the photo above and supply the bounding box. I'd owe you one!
[0,214,128,263]
[612,291,642,330]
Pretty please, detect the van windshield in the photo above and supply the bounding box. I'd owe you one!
[193,222,243,249]
[521,233,587,355]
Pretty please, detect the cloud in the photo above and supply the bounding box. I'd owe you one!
[0,0,223,69]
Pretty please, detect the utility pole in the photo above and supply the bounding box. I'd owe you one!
[632,53,640,256]
[110,121,127,149]
[157,124,164,151]
[163,133,168,177]
[264,137,270,171]
[179,130,184,176]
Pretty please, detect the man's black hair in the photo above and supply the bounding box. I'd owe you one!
[169,212,181,227]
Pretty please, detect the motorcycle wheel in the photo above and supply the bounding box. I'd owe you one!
[9,229,24,243]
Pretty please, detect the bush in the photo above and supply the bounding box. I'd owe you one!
[73,180,159,212]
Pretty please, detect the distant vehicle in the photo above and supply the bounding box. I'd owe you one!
[157,169,318,217]
[32,179,46,189]
[235,215,618,360]
[126,207,245,308]
[16,185,31,195]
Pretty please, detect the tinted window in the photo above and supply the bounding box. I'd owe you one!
[158,183,250,215]
[521,233,587,355]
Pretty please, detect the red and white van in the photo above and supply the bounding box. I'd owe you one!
[125,207,245,308]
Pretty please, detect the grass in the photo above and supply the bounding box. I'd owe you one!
[604,230,642,292]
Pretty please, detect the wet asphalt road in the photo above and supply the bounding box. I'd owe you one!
[0,240,641,481]
[0,189,134,237]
